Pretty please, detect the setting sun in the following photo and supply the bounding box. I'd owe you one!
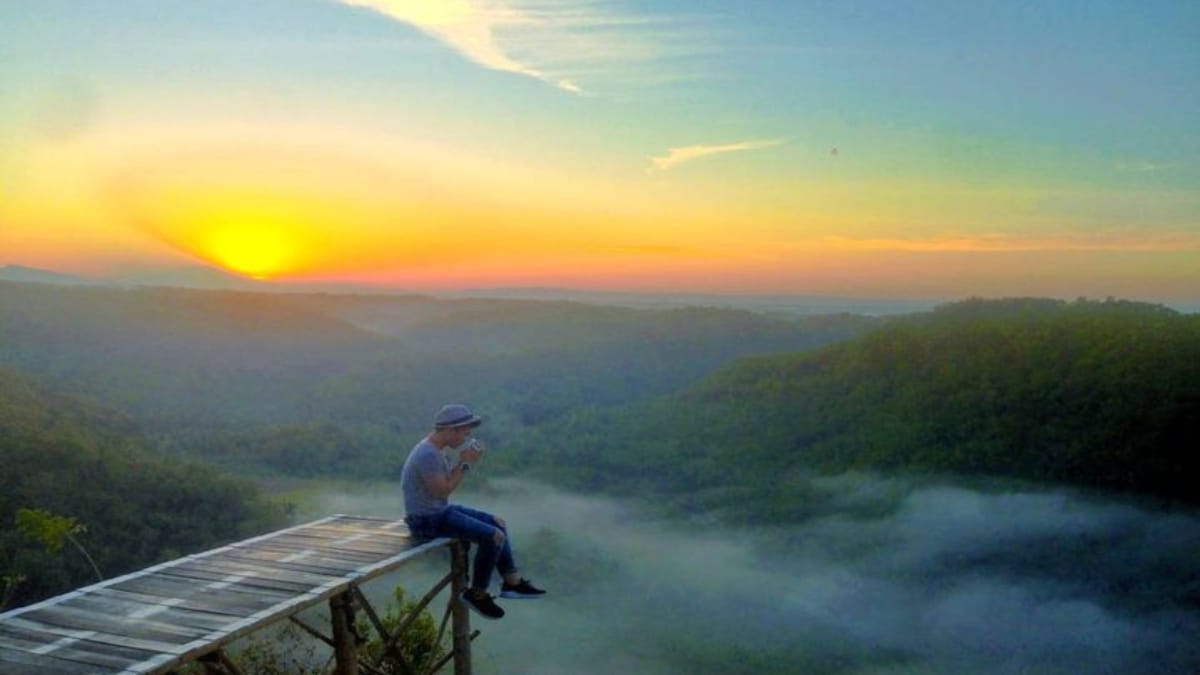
[202,224,296,280]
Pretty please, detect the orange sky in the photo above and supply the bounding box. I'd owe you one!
[2,2,1197,302]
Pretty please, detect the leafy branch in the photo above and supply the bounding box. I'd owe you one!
[15,508,104,583]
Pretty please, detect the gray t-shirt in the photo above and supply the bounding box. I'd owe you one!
[401,438,451,517]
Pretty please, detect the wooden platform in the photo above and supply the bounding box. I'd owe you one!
[0,515,452,674]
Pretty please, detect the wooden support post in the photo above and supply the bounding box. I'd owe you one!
[330,589,359,675]
[450,541,473,675]
[196,648,245,675]
[215,649,247,675]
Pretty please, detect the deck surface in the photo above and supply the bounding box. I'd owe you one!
[0,515,450,674]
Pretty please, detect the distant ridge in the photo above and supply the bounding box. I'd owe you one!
[446,287,937,316]
[0,265,96,286]
[0,264,272,292]
[114,265,268,291]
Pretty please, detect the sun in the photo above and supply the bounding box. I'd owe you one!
[180,192,317,280]
[131,183,327,280]
[203,225,296,280]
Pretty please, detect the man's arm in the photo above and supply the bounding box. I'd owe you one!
[422,446,483,499]
[424,461,468,499]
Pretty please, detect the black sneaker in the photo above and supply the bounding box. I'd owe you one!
[460,588,505,620]
[499,578,546,599]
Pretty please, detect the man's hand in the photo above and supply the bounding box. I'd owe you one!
[461,440,486,464]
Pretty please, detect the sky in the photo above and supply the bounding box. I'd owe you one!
[1,0,1198,300]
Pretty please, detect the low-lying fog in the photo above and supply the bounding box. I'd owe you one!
[299,476,1199,675]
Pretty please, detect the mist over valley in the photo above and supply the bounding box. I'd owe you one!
[301,477,1200,675]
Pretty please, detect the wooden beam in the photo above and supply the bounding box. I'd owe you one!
[389,570,454,649]
[450,542,472,675]
[428,630,479,675]
[289,616,336,648]
[330,590,358,675]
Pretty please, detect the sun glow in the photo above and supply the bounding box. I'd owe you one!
[202,225,295,279]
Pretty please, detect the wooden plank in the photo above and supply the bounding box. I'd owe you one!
[21,604,208,643]
[301,527,413,543]
[87,586,275,620]
[326,516,408,531]
[150,567,318,595]
[314,516,408,529]
[235,545,388,571]
[214,546,364,576]
[0,621,163,665]
[0,647,106,675]
[240,539,388,563]
[58,594,234,632]
[254,539,405,561]
[268,529,410,552]
[252,532,418,557]
[234,535,383,555]
[111,574,294,607]
[108,572,211,599]
[290,528,414,549]
[171,557,347,588]
[0,627,145,671]
[151,566,322,595]
[3,616,189,657]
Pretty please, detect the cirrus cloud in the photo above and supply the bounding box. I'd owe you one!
[330,0,703,94]
[648,138,786,173]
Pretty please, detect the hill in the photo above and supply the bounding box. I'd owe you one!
[0,281,877,476]
[0,281,388,426]
[510,298,1200,513]
[0,366,288,609]
[0,265,95,286]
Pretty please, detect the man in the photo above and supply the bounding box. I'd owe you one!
[401,403,545,620]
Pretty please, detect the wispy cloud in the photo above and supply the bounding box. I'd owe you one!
[648,138,786,173]
[331,0,703,94]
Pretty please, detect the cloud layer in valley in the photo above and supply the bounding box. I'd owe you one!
[305,476,1200,674]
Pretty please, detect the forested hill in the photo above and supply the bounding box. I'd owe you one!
[513,298,1199,511]
[0,367,287,609]
[0,281,878,476]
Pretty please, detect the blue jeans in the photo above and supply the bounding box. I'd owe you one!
[406,505,516,591]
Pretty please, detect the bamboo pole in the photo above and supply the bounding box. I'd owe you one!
[450,542,473,675]
[330,590,359,675]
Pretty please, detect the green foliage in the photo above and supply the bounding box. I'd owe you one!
[15,508,84,555]
[509,298,1200,513]
[359,586,448,674]
[14,507,103,583]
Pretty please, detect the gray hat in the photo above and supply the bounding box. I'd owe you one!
[434,403,483,429]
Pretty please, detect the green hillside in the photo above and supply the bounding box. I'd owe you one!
[0,367,288,609]
[511,298,1199,512]
[0,281,876,476]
